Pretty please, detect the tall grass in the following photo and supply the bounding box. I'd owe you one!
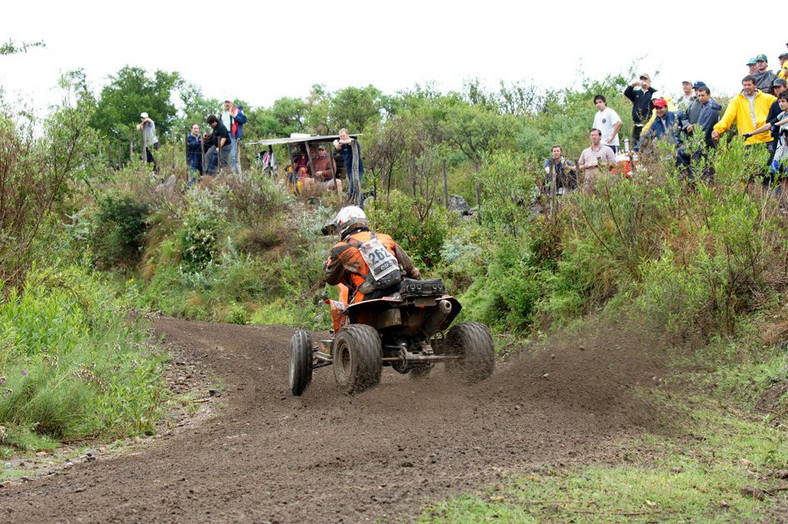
[0,265,165,443]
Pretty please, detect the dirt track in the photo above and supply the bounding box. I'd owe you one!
[0,317,668,522]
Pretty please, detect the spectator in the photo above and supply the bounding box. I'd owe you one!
[204,114,231,175]
[312,144,342,193]
[220,100,238,172]
[543,144,577,197]
[136,112,159,173]
[747,57,758,76]
[233,105,247,173]
[779,52,788,79]
[294,147,310,180]
[676,81,696,113]
[713,75,777,146]
[334,128,364,205]
[578,128,616,192]
[186,123,203,185]
[768,93,788,179]
[677,86,721,181]
[694,86,723,148]
[592,95,622,153]
[680,81,707,136]
[754,54,778,95]
[624,73,657,146]
[643,98,679,143]
[747,93,788,184]
[762,78,788,162]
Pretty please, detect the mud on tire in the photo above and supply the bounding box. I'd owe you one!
[445,321,495,383]
[289,330,313,396]
[333,324,383,394]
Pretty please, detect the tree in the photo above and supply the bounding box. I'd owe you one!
[329,85,385,132]
[177,82,220,132]
[0,39,45,56]
[90,66,183,140]
[305,84,331,134]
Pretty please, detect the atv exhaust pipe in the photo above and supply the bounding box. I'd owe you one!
[422,299,452,338]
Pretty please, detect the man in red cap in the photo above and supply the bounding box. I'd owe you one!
[643,98,679,142]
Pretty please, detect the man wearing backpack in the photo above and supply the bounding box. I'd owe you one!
[232,104,247,173]
[324,206,420,304]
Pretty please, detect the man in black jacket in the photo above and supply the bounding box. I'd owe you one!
[624,73,657,147]
[204,114,231,175]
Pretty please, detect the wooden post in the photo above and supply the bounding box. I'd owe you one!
[200,129,206,179]
[305,142,315,178]
[550,159,557,216]
[475,163,481,225]
[236,139,242,176]
[141,126,147,162]
[443,159,449,208]
[129,131,134,162]
[117,135,121,168]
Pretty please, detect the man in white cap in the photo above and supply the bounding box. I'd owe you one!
[676,81,696,113]
[136,112,159,173]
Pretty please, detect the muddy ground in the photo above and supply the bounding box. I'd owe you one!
[0,317,670,522]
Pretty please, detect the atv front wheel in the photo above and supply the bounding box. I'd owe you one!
[333,324,382,394]
[289,330,313,396]
[445,322,494,383]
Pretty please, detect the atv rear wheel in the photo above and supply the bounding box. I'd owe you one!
[445,322,494,383]
[289,330,313,396]
[333,324,382,394]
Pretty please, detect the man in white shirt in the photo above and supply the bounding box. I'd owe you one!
[592,95,622,153]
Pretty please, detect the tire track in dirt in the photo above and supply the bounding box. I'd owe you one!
[0,317,669,522]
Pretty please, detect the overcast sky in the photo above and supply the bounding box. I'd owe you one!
[2,1,787,117]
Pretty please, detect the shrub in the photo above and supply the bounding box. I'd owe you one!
[91,193,150,269]
[366,190,454,268]
[475,150,540,237]
[178,187,226,269]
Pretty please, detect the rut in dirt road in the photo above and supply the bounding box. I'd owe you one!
[0,318,670,522]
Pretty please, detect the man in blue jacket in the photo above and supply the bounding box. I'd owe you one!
[643,98,678,142]
[186,123,203,185]
[677,86,721,182]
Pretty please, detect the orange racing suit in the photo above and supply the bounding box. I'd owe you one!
[324,229,419,304]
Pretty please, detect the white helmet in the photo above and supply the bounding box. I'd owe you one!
[334,206,368,238]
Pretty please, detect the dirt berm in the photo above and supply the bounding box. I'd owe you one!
[0,317,670,522]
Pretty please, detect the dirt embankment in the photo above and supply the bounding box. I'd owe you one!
[0,317,670,522]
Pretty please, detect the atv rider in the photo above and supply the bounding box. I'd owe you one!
[324,206,421,304]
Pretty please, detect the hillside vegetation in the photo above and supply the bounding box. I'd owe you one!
[0,68,786,518]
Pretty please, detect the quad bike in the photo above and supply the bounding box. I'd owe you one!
[289,278,495,395]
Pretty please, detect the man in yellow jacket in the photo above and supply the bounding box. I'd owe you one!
[712,75,777,145]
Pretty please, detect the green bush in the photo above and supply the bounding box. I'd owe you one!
[91,193,150,269]
[224,172,291,224]
[366,190,454,268]
[475,150,540,237]
[178,187,227,269]
[459,235,542,331]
